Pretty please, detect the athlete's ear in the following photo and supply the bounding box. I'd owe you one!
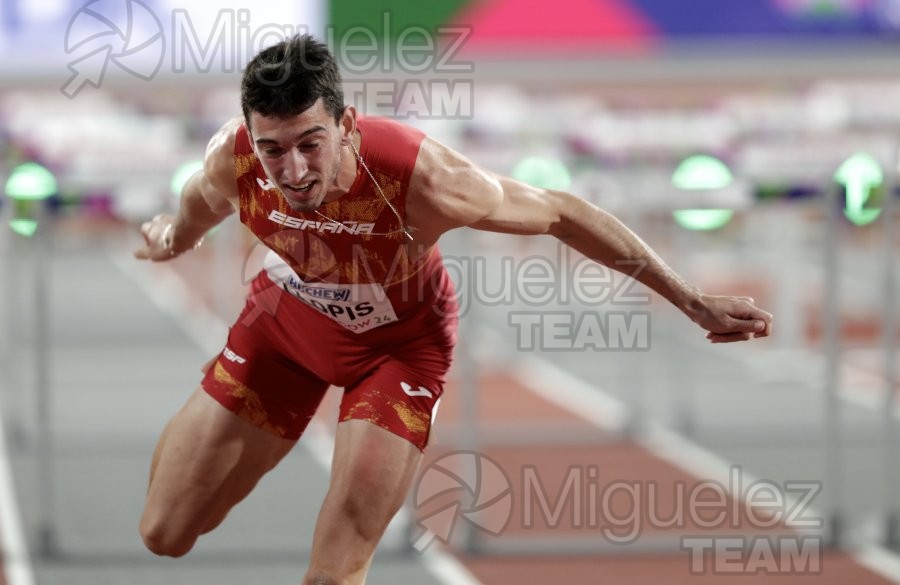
[245,116,257,154]
[339,105,357,145]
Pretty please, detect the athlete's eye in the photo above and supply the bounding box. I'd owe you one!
[300,143,319,151]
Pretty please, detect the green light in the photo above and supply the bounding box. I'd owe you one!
[671,155,734,231]
[810,0,842,16]
[672,155,733,190]
[511,156,571,191]
[9,219,38,237]
[673,209,734,231]
[5,162,57,201]
[170,160,204,197]
[834,152,882,226]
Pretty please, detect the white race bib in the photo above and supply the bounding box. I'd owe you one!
[264,251,398,333]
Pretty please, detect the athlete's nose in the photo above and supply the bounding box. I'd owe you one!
[282,150,309,184]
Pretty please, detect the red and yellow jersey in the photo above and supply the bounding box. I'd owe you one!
[233,115,457,337]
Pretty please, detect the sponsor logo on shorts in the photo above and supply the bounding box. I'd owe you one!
[401,381,434,398]
[267,210,376,236]
[285,276,351,302]
[223,347,246,364]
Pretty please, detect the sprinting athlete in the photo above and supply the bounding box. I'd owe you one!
[134,34,773,585]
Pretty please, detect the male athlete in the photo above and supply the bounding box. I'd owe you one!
[134,35,773,584]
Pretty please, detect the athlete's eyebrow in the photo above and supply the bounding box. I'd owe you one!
[254,126,327,145]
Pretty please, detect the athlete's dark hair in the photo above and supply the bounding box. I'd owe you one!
[241,34,345,128]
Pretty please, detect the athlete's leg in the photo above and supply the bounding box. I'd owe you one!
[303,419,423,584]
[139,268,334,557]
[302,356,446,584]
[140,387,297,557]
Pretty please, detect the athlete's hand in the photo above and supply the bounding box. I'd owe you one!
[134,214,178,261]
[688,294,773,343]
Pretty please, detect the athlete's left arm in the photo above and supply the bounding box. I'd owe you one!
[412,137,772,343]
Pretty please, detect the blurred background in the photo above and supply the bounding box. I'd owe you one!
[1,0,899,583]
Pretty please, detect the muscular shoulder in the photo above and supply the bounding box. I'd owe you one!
[357,116,423,181]
[406,136,503,236]
[200,117,243,209]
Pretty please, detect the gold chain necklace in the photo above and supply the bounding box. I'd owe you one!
[313,140,413,241]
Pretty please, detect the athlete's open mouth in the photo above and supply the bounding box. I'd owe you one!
[285,181,316,193]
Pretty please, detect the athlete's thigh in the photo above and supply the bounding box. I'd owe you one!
[143,271,337,553]
[141,387,298,541]
[303,346,451,578]
[339,351,449,451]
[304,358,446,567]
[305,419,422,580]
[330,418,423,501]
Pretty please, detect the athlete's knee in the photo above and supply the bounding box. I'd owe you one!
[139,513,198,558]
[141,528,196,558]
[339,463,405,540]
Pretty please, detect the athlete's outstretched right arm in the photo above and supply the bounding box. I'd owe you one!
[134,118,241,261]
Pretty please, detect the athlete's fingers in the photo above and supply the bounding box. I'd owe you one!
[747,307,773,338]
[727,318,767,334]
[754,317,773,338]
[748,306,774,323]
[135,221,153,260]
[141,221,155,245]
[726,301,773,336]
[136,216,170,260]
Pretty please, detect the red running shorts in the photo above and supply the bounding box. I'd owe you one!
[201,270,458,451]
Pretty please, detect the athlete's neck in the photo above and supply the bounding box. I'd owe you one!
[322,130,362,204]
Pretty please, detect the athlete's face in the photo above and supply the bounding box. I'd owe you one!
[249,99,356,212]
